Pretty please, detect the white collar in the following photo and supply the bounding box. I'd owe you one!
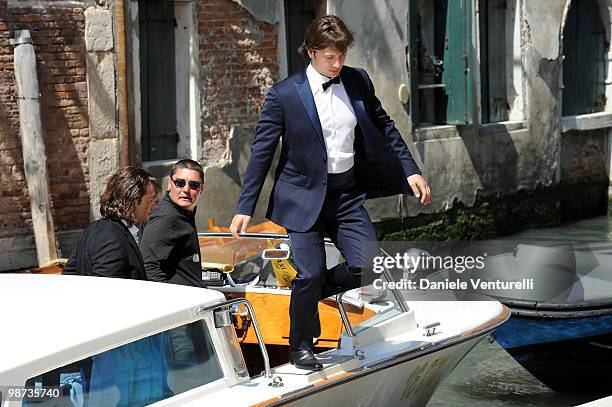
[120,219,139,241]
[306,63,340,95]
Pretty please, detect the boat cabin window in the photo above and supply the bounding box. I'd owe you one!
[22,320,223,407]
[199,234,343,288]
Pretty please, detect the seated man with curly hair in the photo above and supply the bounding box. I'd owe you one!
[62,166,159,279]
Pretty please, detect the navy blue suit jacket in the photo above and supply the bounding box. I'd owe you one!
[236,66,421,232]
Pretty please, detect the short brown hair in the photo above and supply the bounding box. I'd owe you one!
[298,15,354,60]
[170,159,204,182]
[100,166,158,224]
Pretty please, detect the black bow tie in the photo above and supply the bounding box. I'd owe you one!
[322,75,340,91]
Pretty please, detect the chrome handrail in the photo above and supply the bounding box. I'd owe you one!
[379,248,410,313]
[211,298,272,378]
[336,293,355,337]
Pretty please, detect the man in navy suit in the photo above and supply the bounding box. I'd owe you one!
[231,15,430,370]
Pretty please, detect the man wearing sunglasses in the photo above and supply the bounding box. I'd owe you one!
[139,159,205,287]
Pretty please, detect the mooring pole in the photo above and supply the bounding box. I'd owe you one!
[11,30,58,266]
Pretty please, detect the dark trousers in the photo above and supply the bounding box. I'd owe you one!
[287,169,379,351]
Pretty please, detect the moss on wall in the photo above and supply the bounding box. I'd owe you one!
[378,184,607,241]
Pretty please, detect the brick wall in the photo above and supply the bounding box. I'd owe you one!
[198,0,279,163]
[0,2,89,239]
[0,0,280,241]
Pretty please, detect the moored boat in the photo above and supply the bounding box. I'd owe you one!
[1,269,508,406]
[430,242,612,393]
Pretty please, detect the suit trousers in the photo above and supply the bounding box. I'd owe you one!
[287,169,379,351]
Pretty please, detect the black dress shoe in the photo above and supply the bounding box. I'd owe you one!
[289,349,323,371]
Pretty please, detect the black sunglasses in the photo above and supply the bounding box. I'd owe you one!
[171,178,202,190]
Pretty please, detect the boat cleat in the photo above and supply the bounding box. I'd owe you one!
[268,375,284,387]
[423,322,441,336]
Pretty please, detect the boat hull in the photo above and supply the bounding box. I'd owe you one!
[274,336,484,407]
[156,301,510,407]
[494,314,612,393]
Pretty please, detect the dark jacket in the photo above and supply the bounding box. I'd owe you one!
[138,193,204,287]
[62,218,146,279]
[235,66,421,232]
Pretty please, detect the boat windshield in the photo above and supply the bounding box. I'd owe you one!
[23,320,223,407]
[198,232,408,335]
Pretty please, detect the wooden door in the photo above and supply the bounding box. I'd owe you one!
[479,0,510,123]
[285,0,317,76]
[562,0,608,116]
[139,0,178,161]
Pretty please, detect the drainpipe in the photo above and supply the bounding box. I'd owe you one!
[115,0,130,166]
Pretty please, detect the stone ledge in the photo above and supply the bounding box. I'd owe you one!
[561,112,612,132]
[415,120,527,142]
[480,120,527,134]
[414,125,458,142]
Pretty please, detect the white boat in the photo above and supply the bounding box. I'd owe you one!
[1,266,508,406]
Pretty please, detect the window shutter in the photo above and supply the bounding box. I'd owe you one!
[442,0,474,124]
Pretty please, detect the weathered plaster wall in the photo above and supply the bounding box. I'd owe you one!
[332,0,421,223]
[333,0,608,237]
[523,0,565,187]
[556,1,610,218]
[195,125,279,228]
[560,129,609,220]
[331,1,551,224]
[195,0,609,236]
[233,0,280,25]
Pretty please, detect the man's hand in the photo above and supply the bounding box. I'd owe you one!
[407,174,431,205]
[230,214,252,239]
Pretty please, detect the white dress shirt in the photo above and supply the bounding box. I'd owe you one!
[306,63,357,174]
[121,219,139,243]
